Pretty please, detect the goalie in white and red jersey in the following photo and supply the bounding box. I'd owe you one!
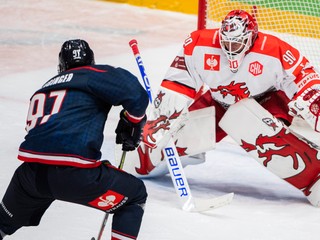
[126,9,320,207]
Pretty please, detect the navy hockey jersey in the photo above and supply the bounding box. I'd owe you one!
[18,65,149,168]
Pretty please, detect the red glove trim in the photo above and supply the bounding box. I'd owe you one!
[124,111,145,124]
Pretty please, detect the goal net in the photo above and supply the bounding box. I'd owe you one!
[198,0,320,68]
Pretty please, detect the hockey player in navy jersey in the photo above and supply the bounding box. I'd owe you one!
[0,39,149,240]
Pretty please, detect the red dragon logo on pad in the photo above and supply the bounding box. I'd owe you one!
[211,80,250,102]
[142,110,182,148]
[135,110,187,175]
[240,127,320,193]
[241,128,319,170]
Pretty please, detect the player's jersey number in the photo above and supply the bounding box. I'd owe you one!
[26,90,67,132]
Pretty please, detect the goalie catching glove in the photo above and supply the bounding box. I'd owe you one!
[115,109,147,151]
[288,84,320,132]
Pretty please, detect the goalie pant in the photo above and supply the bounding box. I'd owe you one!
[0,162,147,240]
[189,89,292,143]
[191,89,320,206]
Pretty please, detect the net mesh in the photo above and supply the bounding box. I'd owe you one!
[202,0,320,67]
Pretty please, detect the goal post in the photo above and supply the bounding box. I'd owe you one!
[197,0,320,67]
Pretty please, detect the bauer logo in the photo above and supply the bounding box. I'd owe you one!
[204,54,220,71]
[89,190,126,211]
[164,147,189,197]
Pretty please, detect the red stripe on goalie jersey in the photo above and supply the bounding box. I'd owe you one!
[250,33,320,92]
[295,70,320,94]
[184,29,220,56]
[183,30,305,73]
[250,33,301,70]
[161,80,196,99]
[292,56,320,92]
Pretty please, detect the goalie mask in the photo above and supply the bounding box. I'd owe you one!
[58,39,95,73]
[219,10,258,73]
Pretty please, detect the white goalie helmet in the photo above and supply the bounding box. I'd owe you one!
[219,10,258,72]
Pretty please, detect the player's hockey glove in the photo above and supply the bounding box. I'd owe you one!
[115,109,147,151]
[288,84,320,132]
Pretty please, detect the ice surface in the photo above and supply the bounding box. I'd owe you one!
[0,1,319,239]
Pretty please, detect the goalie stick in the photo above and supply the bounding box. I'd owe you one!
[129,39,234,212]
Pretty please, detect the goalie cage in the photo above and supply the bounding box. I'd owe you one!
[197,0,320,68]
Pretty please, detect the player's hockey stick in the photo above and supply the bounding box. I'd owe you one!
[91,151,127,240]
[118,151,127,169]
[129,39,234,212]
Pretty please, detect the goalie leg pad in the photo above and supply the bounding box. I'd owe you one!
[305,175,320,207]
[219,98,320,196]
[173,106,215,156]
[117,106,216,178]
[189,89,228,142]
[289,117,320,148]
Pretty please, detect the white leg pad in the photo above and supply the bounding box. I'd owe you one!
[306,176,320,207]
[116,106,215,178]
[173,106,215,156]
[219,98,307,179]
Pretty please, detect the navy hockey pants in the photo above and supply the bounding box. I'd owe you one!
[0,162,147,239]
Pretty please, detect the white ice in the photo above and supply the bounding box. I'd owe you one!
[0,0,319,239]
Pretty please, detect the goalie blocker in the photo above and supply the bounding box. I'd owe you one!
[116,86,216,178]
[219,98,320,207]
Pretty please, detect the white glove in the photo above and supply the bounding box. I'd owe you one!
[288,85,320,132]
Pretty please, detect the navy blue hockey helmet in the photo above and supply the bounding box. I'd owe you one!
[58,39,95,73]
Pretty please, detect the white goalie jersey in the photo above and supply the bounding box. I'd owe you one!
[121,28,320,179]
[163,28,319,108]
[144,28,320,148]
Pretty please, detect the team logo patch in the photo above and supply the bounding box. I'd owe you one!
[204,54,220,71]
[262,117,278,131]
[249,61,263,76]
[170,56,187,70]
[89,190,127,211]
[154,91,165,109]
